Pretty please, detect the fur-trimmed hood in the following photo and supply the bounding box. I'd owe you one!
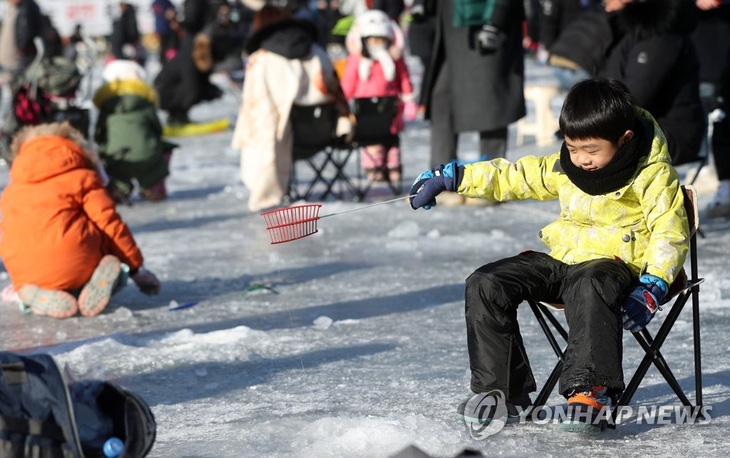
[93,79,158,108]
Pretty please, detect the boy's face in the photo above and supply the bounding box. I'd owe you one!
[564,130,634,171]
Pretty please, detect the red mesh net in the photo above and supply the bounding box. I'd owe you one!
[260,204,322,244]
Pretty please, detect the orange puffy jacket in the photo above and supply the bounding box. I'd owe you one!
[0,135,144,291]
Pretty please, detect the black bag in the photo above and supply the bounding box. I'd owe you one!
[289,103,339,160]
[352,96,398,144]
[0,352,156,458]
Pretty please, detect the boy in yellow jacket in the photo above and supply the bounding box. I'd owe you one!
[410,79,690,433]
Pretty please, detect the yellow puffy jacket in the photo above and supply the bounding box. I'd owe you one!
[458,109,689,286]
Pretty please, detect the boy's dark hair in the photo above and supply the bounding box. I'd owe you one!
[559,79,637,144]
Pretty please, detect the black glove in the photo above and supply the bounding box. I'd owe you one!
[621,274,668,333]
[409,161,463,210]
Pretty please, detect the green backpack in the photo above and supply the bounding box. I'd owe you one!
[19,56,83,98]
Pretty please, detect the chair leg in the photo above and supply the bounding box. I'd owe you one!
[526,300,567,416]
[633,330,693,407]
[531,360,563,415]
[321,146,363,201]
[289,160,305,201]
[302,155,333,200]
[690,234,703,406]
[528,301,568,360]
[611,290,698,425]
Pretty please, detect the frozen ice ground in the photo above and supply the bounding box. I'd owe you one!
[1,59,729,457]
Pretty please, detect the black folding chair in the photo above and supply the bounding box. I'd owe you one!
[288,103,363,201]
[525,185,704,426]
[351,96,402,197]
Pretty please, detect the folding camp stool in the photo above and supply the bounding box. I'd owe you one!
[351,96,403,197]
[525,185,704,427]
[289,103,364,202]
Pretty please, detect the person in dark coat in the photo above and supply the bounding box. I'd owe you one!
[110,1,142,62]
[540,0,603,51]
[544,6,612,81]
[420,0,526,175]
[540,0,606,89]
[372,0,405,21]
[40,15,63,59]
[692,0,730,217]
[182,0,211,35]
[603,0,705,166]
[154,0,223,124]
[153,32,222,124]
[409,0,436,75]
[13,0,44,72]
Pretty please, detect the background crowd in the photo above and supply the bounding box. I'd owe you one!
[0,0,728,319]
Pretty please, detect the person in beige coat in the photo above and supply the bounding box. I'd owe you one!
[0,1,21,82]
[231,5,352,211]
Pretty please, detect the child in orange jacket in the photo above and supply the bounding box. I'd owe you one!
[0,122,161,318]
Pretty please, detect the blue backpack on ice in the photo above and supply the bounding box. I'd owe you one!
[0,352,156,457]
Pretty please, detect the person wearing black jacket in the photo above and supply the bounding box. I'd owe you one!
[540,0,603,51]
[154,0,223,124]
[110,1,141,62]
[692,1,730,217]
[409,0,436,77]
[13,0,44,71]
[420,0,526,177]
[540,0,607,89]
[372,0,404,21]
[603,0,705,167]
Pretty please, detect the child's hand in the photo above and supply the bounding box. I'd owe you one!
[131,267,161,295]
[336,115,355,143]
[404,100,418,122]
[621,275,667,333]
[409,161,463,210]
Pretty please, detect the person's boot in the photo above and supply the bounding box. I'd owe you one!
[18,285,78,319]
[559,386,609,433]
[457,391,531,425]
[77,255,122,317]
[141,180,167,201]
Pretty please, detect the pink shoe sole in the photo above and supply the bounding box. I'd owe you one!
[78,255,121,317]
[18,285,78,319]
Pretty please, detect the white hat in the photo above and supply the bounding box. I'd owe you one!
[101,59,147,82]
[357,9,392,40]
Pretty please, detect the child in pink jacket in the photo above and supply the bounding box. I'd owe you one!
[341,9,416,183]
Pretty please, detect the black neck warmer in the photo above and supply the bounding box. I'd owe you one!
[559,119,653,196]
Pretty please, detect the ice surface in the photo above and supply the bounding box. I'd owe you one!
[0,58,728,457]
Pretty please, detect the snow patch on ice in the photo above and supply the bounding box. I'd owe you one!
[387,221,420,238]
[385,240,419,251]
[426,229,441,238]
[289,415,462,458]
[313,316,333,330]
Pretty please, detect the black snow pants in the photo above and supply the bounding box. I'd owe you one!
[464,251,635,401]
